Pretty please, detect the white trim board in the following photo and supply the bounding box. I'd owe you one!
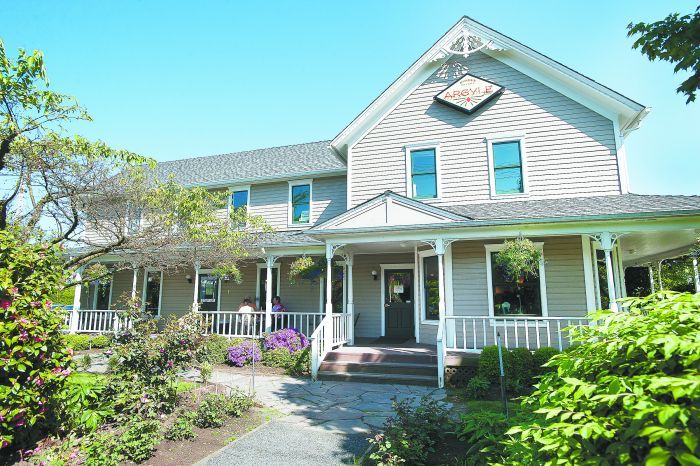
[379,263,416,337]
[485,132,529,199]
[484,242,549,318]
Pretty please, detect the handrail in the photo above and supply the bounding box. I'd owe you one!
[436,318,446,388]
[310,313,352,381]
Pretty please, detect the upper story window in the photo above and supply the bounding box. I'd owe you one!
[288,180,312,225]
[487,136,527,197]
[406,145,440,199]
[231,189,249,212]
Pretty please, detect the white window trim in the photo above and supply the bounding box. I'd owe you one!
[91,277,113,310]
[379,263,416,337]
[319,261,347,314]
[485,132,529,199]
[141,268,163,317]
[418,250,439,325]
[287,179,313,227]
[196,269,221,312]
[256,262,281,310]
[227,185,251,215]
[404,143,442,201]
[485,242,548,318]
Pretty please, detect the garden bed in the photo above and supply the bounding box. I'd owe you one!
[213,362,289,377]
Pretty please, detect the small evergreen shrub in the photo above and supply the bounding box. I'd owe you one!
[90,335,112,349]
[199,334,236,365]
[508,347,534,391]
[262,347,311,375]
[64,333,91,351]
[464,375,491,400]
[80,354,93,370]
[227,340,262,367]
[478,346,512,385]
[532,347,559,375]
[165,414,196,441]
[193,394,227,428]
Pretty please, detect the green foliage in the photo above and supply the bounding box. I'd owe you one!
[90,335,111,349]
[477,346,510,385]
[199,334,235,365]
[225,388,254,417]
[628,7,700,103]
[288,256,323,284]
[262,347,311,375]
[82,431,123,466]
[106,354,119,373]
[104,311,206,418]
[193,393,228,428]
[64,334,91,351]
[478,345,535,393]
[118,418,162,463]
[165,413,196,441]
[502,292,700,465]
[368,395,451,465]
[200,362,213,384]
[463,375,491,400]
[532,347,560,375]
[53,372,114,435]
[79,354,93,370]
[0,228,74,449]
[494,236,542,282]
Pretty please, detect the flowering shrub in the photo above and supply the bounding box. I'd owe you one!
[227,340,261,367]
[0,228,73,449]
[263,328,309,353]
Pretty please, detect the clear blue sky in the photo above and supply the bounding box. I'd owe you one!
[4,1,699,194]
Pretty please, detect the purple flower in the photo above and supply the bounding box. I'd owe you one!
[166,360,174,369]
[264,328,309,353]
[19,330,29,341]
[0,299,11,309]
[227,341,262,367]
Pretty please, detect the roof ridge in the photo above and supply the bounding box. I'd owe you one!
[158,139,333,165]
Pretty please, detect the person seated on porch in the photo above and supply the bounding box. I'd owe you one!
[271,296,286,313]
[271,296,287,328]
[238,297,255,332]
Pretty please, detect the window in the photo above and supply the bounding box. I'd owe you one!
[492,141,524,195]
[289,181,312,225]
[143,270,162,316]
[231,190,249,212]
[485,244,547,317]
[422,255,440,320]
[409,148,438,199]
[198,273,219,313]
[91,279,112,310]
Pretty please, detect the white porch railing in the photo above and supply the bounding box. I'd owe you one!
[199,311,324,339]
[63,309,132,334]
[436,315,588,388]
[310,313,351,380]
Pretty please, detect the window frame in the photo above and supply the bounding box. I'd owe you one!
[485,242,548,318]
[404,143,442,200]
[90,277,113,310]
[486,133,529,198]
[228,185,251,214]
[197,268,221,312]
[287,179,313,227]
[418,249,440,324]
[141,268,163,317]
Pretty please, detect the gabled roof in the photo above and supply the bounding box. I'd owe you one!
[309,190,468,232]
[155,140,346,187]
[331,16,649,155]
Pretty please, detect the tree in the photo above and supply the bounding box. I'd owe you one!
[0,39,269,283]
[628,7,700,103]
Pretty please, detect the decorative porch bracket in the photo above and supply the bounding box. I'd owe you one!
[589,232,624,312]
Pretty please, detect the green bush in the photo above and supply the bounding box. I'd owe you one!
[53,373,114,435]
[464,375,491,400]
[477,345,511,385]
[80,353,93,370]
[90,334,112,349]
[165,414,196,441]
[64,333,91,351]
[457,407,534,465]
[262,347,311,375]
[83,431,123,466]
[508,347,534,391]
[502,292,700,465]
[193,394,227,428]
[199,334,236,365]
[225,388,254,417]
[531,347,559,375]
[118,418,162,463]
[369,395,451,465]
[0,228,73,449]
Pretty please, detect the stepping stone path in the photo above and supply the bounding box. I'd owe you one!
[186,368,451,434]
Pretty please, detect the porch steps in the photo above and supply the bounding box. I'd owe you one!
[318,346,438,386]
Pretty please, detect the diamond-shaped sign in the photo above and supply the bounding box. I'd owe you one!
[434,73,504,114]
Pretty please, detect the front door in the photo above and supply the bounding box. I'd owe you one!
[198,274,219,313]
[384,269,415,338]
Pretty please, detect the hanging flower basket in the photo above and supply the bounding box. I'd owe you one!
[288,256,323,285]
[494,236,542,282]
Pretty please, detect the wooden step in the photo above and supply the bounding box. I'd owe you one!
[325,348,437,365]
[319,361,437,377]
[317,371,437,387]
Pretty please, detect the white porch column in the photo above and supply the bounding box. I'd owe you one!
[325,244,334,349]
[648,265,656,293]
[435,239,446,320]
[131,268,139,299]
[265,255,275,333]
[70,268,83,333]
[693,257,700,294]
[192,263,201,311]
[599,232,618,312]
[346,254,354,345]
[414,243,421,344]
